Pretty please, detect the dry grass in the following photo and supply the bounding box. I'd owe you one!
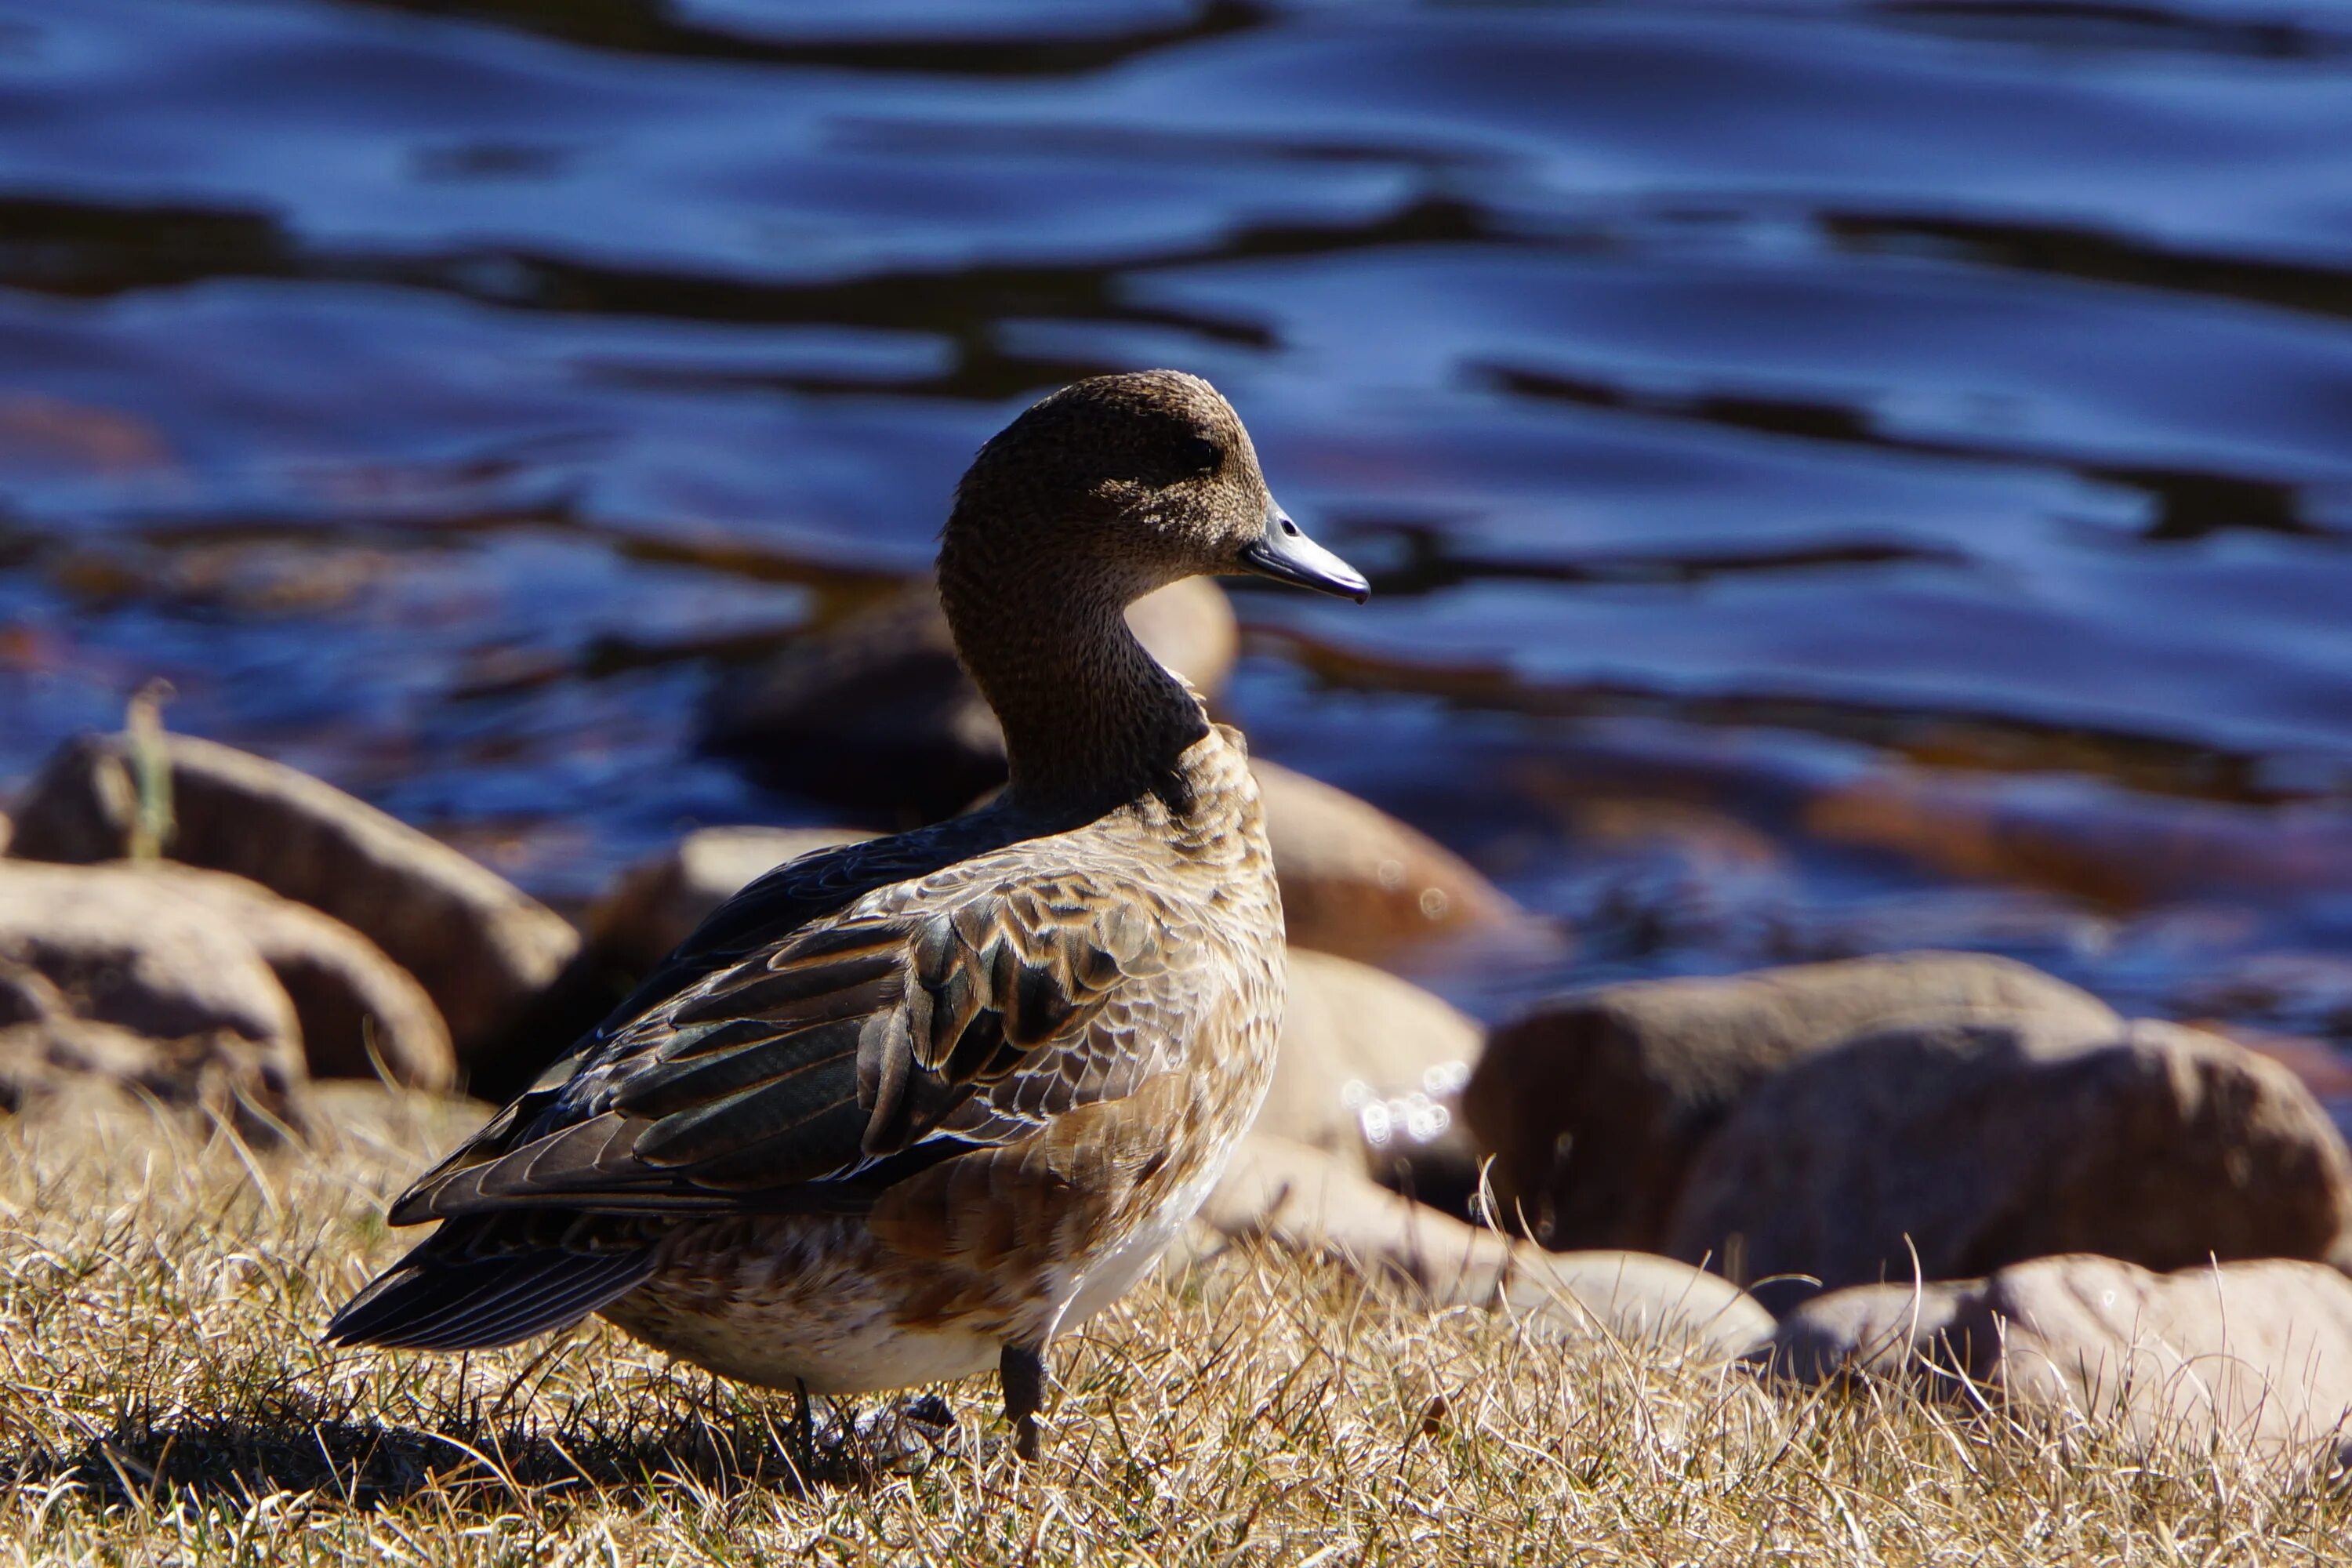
[3,1088,2350,1566]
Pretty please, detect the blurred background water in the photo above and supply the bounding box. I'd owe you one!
[4,0,2352,1058]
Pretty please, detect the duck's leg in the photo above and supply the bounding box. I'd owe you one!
[791,1377,817,1479]
[1000,1342,1048,1460]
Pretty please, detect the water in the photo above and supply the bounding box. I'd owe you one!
[5,0,2352,1058]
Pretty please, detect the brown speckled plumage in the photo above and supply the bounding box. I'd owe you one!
[326,371,1366,1455]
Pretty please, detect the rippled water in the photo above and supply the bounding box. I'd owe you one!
[5,0,2352,1058]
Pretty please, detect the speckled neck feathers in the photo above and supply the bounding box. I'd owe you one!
[937,517,1212,815]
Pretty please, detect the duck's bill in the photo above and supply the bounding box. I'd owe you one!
[1239,507,1370,602]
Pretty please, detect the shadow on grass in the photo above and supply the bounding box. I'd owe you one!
[4,1386,964,1512]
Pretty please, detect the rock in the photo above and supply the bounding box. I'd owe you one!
[1200,1133,1512,1295]
[1259,949,1483,1206]
[1669,1017,2352,1299]
[1762,1279,1968,1386]
[2218,1023,2352,1128]
[1199,1135,1770,1361]
[1504,1248,1776,1366]
[1762,1254,2352,1454]
[1460,953,2120,1254]
[1124,575,1240,699]
[0,1011,304,1136]
[0,861,307,1131]
[588,825,873,973]
[1809,765,2352,906]
[700,577,1236,826]
[0,860,299,1052]
[9,730,579,1071]
[1253,760,1523,967]
[136,863,453,1090]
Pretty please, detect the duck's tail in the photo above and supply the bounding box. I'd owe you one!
[325,1221,657,1353]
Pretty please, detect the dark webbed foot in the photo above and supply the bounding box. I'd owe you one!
[1000,1342,1047,1460]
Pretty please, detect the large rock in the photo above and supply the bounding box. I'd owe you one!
[588,825,873,973]
[1669,1017,2352,1297]
[1260,949,1483,1203]
[0,1008,303,1136]
[1126,575,1240,699]
[701,577,1236,826]
[1809,766,2352,907]
[1461,953,2120,1254]
[9,730,579,1070]
[1763,1254,2352,1454]
[1199,1136,1771,1362]
[0,862,307,1131]
[0,860,299,1052]
[137,863,453,1090]
[1253,760,1524,967]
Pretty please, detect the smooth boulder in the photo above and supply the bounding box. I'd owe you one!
[0,1007,303,1135]
[1763,1254,2352,1455]
[1260,948,1483,1206]
[9,730,579,1069]
[1461,953,2120,1253]
[0,860,299,1053]
[137,863,454,1090]
[588,825,873,973]
[1669,1017,2352,1295]
[0,862,307,1129]
[1199,1135,1772,1362]
[1254,760,1524,967]
[701,577,1236,825]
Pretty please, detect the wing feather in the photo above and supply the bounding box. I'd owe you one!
[384,820,1214,1228]
[325,1214,662,1352]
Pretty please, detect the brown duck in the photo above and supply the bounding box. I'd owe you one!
[328,371,1368,1457]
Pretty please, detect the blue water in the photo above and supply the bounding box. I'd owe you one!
[5,0,2352,1047]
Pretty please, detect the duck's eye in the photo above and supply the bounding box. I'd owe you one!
[1177,434,1222,477]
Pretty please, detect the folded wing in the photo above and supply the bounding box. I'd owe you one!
[389,860,1189,1224]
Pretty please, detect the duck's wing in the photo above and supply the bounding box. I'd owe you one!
[382,830,1205,1227]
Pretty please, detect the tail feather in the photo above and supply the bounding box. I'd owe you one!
[326,1245,657,1352]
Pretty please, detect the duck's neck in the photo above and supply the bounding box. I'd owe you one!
[938,549,1211,815]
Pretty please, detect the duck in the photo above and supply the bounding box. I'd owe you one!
[326,370,1368,1459]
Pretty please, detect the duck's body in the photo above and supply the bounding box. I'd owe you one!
[600,724,1279,1395]
[328,371,1365,1453]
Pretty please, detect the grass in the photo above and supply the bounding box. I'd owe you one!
[3,1087,2351,1565]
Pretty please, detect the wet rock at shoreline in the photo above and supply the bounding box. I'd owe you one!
[1197,1134,1772,1362]
[9,730,579,1072]
[702,577,1236,826]
[1670,1016,2352,1301]
[1461,953,2119,1254]
[1762,1254,2352,1455]
[1809,765,2352,908]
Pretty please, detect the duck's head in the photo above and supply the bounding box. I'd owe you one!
[947,370,1369,606]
